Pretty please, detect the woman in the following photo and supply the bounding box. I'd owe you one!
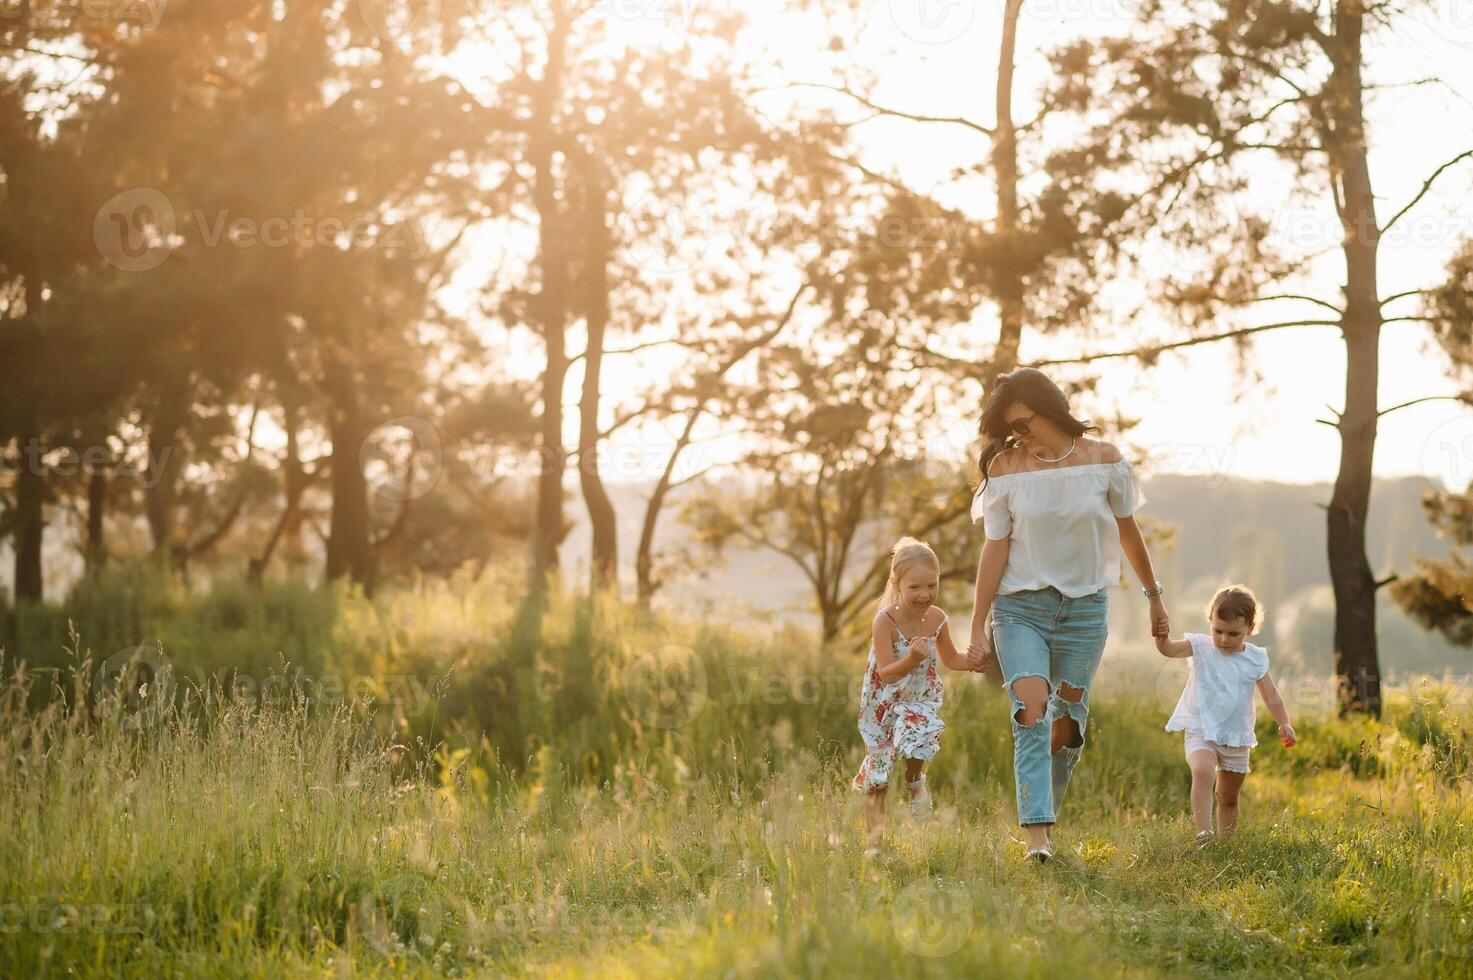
[966,368,1169,863]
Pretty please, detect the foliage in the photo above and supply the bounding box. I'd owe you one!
[3,576,1473,976]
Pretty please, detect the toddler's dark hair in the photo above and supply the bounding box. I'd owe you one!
[1204,583,1265,634]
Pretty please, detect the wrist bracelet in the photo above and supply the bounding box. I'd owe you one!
[1142,580,1164,598]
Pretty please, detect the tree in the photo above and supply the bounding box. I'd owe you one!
[1040,0,1473,714]
[0,18,136,600]
[790,0,1133,388]
[1,0,492,599]
[1390,238,1473,646]
[683,174,993,641]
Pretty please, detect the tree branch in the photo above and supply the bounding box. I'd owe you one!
[1032,320,1343,367]
[1245,293,1344,314]
[1380,289,1432,308]
[775,81,995,137]
[568,337,692,366]
[1378,394,1473,418]
[1383,148,1473,233]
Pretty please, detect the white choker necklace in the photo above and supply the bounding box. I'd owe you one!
[1030,438,1076,463]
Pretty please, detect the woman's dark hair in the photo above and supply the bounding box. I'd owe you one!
[974,368,1101,494]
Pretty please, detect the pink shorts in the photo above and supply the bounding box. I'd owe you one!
[1184,732,1251,774]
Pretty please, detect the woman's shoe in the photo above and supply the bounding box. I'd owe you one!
[1023,846,1053,865]
[1195,830,1215,847]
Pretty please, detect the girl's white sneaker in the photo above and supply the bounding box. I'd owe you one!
[1195,830,1215,847]
[906,777,933,822]
[1023,846,1053,865]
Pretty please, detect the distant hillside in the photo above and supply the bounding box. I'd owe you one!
[1140,473,1448,596]
[561,472,1456,638]
[4,470,1457,663]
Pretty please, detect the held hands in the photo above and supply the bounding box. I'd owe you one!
[1148,595,1170,639]
[1278,723,1298,748]
[965,631,996,674]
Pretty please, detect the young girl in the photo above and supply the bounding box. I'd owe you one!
[853,537,978,855]
[1156,584,1297,843]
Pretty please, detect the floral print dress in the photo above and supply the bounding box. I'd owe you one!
[852,609,947,793]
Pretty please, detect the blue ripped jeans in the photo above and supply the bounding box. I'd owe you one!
[991,586,1108,826]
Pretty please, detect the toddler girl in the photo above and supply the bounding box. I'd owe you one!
[1157,583,1297,843]
[853,536,978,855]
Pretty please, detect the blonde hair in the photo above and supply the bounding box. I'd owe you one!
[1205,583,1265,634]
[877,536,940,612]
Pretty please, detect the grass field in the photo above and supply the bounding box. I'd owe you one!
[2,569,1471,977]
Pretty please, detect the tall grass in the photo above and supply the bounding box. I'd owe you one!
[2,569,1472,976]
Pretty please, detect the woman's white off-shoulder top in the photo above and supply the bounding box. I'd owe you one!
[969,456,1147,598]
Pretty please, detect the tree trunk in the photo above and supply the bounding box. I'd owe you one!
[990,0,1026,378]
[85,466,108,575]
[250,400,306,585]
[636,405,703,608]
[632,286,809,609]
[13,430,45,602]
[821,605,842,646]
[526,14,572,606]
[324,363,374,591]
[1322,0,1383,716]
[576,154,618,594]
[144,409,182,561]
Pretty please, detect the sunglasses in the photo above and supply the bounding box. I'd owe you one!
[1006,411,1039,436]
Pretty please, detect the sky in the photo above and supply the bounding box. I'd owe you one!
[811,0,1473,492]
[453,0,1473,492]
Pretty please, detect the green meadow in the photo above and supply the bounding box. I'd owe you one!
[2,567,1470,978]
